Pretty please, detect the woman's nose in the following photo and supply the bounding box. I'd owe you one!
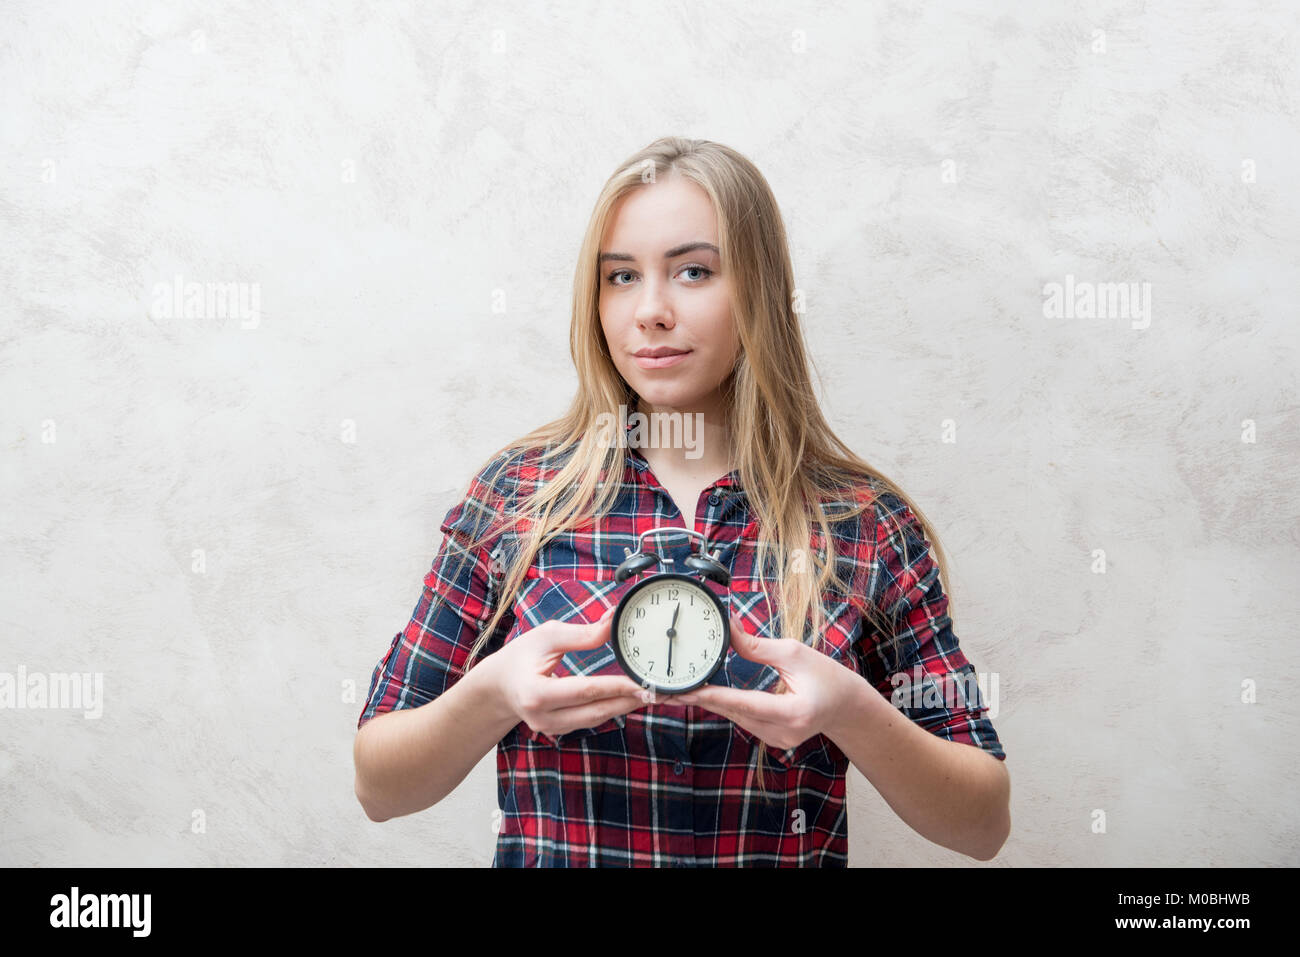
[636,300,675,329]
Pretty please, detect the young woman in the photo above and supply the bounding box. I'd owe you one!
[353,137,1010,867]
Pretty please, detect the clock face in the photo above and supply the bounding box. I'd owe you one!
[612,573,729,694]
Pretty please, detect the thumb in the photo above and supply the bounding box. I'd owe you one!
[728,612,777,663]
[551,605,615,651]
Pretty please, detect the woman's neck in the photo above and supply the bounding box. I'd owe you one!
[629,396,735,482]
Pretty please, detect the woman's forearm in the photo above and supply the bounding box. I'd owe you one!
[353,654,519,822]
[824,672,1011,860]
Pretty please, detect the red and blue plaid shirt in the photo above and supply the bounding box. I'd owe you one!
[359,426,1006,866]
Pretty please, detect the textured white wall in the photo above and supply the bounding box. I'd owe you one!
[2,0,1297,867]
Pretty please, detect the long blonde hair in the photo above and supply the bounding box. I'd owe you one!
[443,136,954,793]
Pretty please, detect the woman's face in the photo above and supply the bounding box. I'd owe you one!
[597,174,739,417]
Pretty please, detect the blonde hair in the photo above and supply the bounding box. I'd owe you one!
[443,136,954,794]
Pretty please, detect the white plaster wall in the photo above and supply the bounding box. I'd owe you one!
[2,0,1297,867]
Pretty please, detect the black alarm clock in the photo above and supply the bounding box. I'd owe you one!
[610,527,731,694]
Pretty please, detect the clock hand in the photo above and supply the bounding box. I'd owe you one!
[666,602,680,677]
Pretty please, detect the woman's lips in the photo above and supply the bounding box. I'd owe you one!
[634,351,690,369]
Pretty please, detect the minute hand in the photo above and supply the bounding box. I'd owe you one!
[666,603,680,677]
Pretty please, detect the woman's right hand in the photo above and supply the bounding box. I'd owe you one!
[487,606,650,739]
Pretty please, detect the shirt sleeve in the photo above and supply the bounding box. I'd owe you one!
[357,453,517,729]
[857,491,1006,761]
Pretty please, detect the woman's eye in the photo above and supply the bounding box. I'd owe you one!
[605,265,713,286]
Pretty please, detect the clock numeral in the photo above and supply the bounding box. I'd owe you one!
[689,663,696,675]
[626,626,635,637]
[668,587,679,600]
[632,646,640,657]
[650,594,660,606]
[635,607,645,619]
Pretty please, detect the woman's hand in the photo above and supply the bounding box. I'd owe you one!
[674,612,860,750]
[487,606,649,739]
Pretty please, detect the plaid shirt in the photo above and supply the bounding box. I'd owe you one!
[359,424,1006,866]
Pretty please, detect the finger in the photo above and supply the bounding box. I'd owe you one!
[544,607,615,652]
[674,685,783,731]
[680,700,794,750]
[546,691,649,720]
[533,674,644,710]
[675,685,789,724]
[539,694,648,735]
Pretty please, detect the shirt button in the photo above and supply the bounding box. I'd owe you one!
[673,761,685,775]
[707,493,721,507]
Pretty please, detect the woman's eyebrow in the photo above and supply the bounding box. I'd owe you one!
[599,241,719,264]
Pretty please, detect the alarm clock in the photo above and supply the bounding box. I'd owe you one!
[610,527,731,694]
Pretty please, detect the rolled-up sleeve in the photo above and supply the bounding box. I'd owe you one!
[858,492,1006,761]
[357,454,516,729]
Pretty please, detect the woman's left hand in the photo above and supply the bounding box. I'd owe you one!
[673,612,861,750]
